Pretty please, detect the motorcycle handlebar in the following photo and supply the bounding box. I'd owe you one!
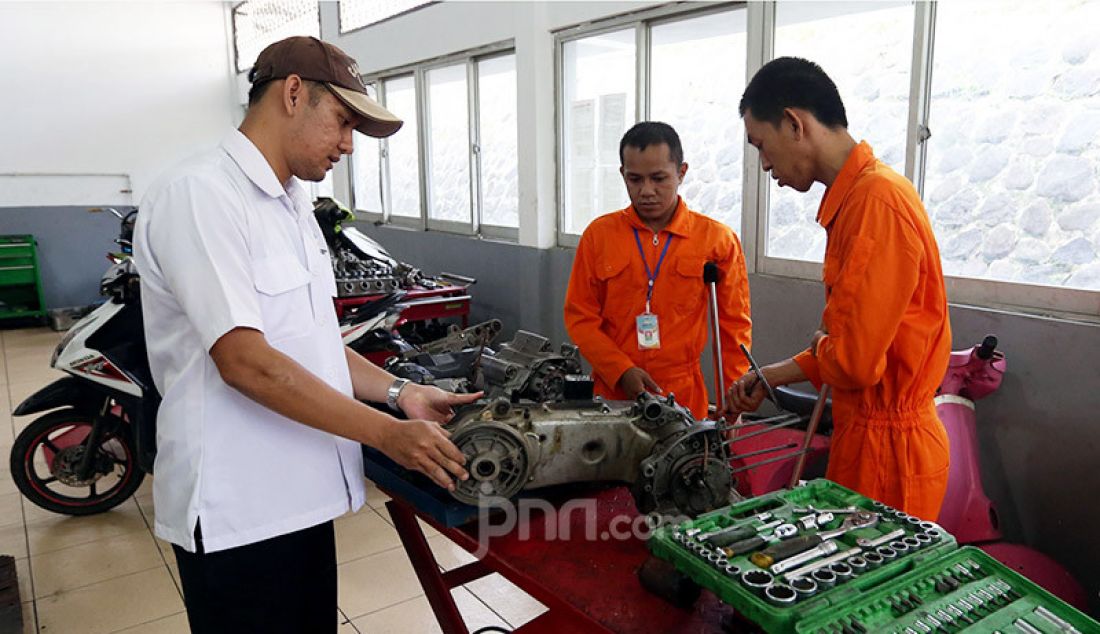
[977,334,998,360]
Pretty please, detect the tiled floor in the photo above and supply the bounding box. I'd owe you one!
[1,327,546,633]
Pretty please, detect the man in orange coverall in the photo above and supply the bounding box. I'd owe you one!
[564,121,752,421]
[726,57,952,520]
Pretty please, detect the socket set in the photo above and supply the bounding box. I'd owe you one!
[794,547,1099,634]
[647,480,1098,633]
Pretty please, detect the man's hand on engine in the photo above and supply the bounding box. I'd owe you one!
[378,418,469,490]
[397,383,482,423]
[619,366,663,398]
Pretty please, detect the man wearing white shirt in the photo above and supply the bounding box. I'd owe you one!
[134,36,476,633]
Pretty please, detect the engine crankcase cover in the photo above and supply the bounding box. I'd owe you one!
[450,421,534,506]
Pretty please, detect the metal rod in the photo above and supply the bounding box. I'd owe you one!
[723,412,803,431]
[704,262,725,414]
[730,443,799,462]
[788,384,831,488]
[722,416,804,445]
[730,449,810,474]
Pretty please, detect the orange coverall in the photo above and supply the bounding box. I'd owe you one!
[794,142,952,520]
[565,198,752,420]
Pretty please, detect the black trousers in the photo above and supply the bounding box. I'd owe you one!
[172,520,337,634]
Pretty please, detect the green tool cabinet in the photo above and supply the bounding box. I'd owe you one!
[0,235,47,322]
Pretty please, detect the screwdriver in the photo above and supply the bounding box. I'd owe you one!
[721,535,769,558]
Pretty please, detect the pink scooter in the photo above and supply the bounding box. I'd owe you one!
[936,335,1088,609]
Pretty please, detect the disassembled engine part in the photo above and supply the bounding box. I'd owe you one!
[447,393,732,519]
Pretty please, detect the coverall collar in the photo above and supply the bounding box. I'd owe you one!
[622,197,693,237]
[816,141,875,229]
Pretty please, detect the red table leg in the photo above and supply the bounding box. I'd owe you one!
[385,499,472,634]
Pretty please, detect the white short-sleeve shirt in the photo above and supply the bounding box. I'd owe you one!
[134,129,366,553]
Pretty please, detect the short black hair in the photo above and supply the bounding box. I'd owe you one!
[739,57,848,129]
[619,121,684,166]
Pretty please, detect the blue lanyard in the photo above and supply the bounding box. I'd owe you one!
[632,228,673,313]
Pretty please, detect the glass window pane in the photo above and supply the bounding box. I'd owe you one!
[427,64,472,224]
[311,170,335,200]
[351,83,383,213]
[339,0,432,32]
[925,0,1100,291]
[562,29,637,235]
[768,1,915,261]
[233,0,319,73]
[477,54,519,228]
[384,75,421,219]
[650,10,748,235]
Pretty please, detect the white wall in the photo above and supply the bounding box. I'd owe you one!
[0,1,238,204]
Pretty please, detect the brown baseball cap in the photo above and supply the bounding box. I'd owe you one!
[249,36,403,138]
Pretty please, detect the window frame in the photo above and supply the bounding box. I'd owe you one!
[553,2,746,248]
[353,40,518,241]
[555,0,1100,321]
[231,0,323,74]
[337,0,438,35]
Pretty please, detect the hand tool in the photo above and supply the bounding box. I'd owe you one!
[789,576,817,599]
[740,569,773,596]
[876,545,898,561]
[721,534,768,558]
[765,584,797,606]
[781,546,862,580]
[739,342,778,407]
[902,536,922,550]
[751,511,878,568]
[699,518,781,544]
[863,551,884,569]
[723,564,740,577]
[1034,605,1081,633]
[914,619,932,632]
[1014,619,1043,634]
[810,567,836,589]
[889,540,911,554]
[829,561,853,584]
[766,540,841,574]
[703,262,726,414]
[948,605,974,626]
[788,380,832,487]
[846,555,868,576]
[856,527,906,549]
[914,533,933,547]
[772,523,799,539]
[792,505,858,515]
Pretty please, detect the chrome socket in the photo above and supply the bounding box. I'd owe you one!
[765,584,798,607]
[810,568,836,589]
[741,569,774,596]
[829,562,853,584]
[863,551,885,569]
[906,516,923,527]
[922,529,942,542]
[902,536,922,550]
[913,533,933,547]
[724,564,741,578]
[876,546,898,561]
[918,520,938,532]
[889,540,911,554]
[847,556,869,576]
[790,576,818,600]
[716,557,729,568]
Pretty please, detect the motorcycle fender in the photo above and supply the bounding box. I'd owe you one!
[12,376,96,416]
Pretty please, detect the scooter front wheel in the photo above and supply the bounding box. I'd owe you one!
[9,408,146,516]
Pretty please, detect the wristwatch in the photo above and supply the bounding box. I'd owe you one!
[386,378,411,412]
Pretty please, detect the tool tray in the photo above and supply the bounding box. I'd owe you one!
[648,479,1098,633]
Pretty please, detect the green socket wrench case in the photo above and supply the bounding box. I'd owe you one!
[647,479,1099,633]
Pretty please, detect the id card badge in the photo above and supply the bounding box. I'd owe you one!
[636,312,661,350]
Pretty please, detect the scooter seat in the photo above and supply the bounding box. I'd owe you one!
[775,386,834,434]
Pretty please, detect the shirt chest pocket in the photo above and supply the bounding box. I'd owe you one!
[669,256,707,315]
[595,252,636,319]
[253,256,313,342]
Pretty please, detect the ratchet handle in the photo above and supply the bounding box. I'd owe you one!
[721,535,767,558]
[750,534,823,568]
[708,525,758,547]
